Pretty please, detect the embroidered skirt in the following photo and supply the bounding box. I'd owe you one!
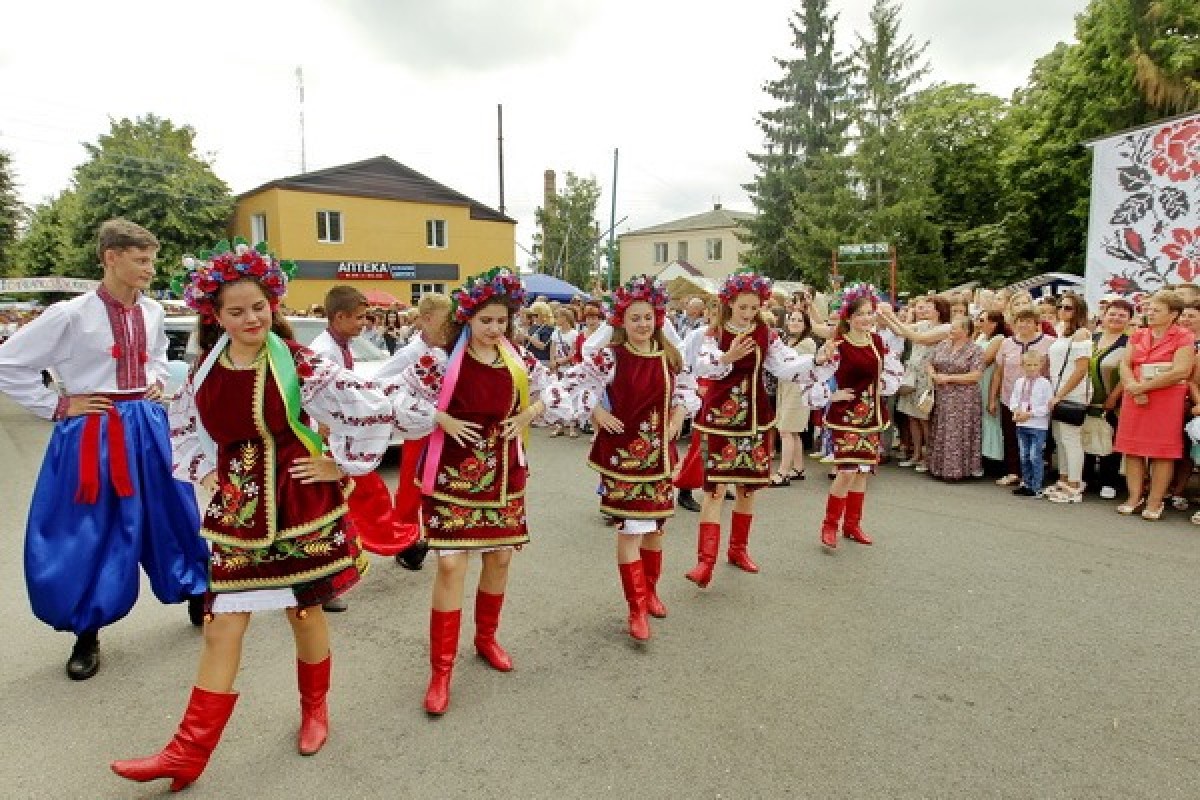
[701,429,773,491]
[421,495,530,550]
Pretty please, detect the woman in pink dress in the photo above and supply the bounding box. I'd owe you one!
[1114,290,1196,519]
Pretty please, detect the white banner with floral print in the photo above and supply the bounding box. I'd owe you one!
[1084,112,1200,309]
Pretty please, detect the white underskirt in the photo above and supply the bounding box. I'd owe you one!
[436,546,514,557]
[211,588,297,614]
[619,518,659,535]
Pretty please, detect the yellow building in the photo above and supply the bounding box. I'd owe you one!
[231,155,515,310]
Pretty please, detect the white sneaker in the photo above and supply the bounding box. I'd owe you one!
[1100,486,1117,499]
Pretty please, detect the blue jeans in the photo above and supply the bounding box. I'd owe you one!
[1015,427,1047,492]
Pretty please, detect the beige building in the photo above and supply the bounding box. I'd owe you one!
[618,204,754,283]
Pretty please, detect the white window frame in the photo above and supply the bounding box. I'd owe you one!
[250,213,268,246]
[316,210,343,244]
[412,282,446,304]
[653,242,668,264]
[706,237,723,262]
[677,241,688,262]
[426,219,448,249]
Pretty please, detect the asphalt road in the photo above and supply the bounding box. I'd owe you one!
[0,394,1197,799]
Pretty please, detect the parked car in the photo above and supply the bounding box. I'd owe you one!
[163,315,393,395]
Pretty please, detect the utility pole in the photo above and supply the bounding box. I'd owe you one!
[295,66,307,173]
[496,104,506,216]
[607,147,619,289]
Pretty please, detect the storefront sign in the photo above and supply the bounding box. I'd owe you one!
[298,261,458,281]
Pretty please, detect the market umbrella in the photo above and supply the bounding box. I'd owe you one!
[363,288,400,306]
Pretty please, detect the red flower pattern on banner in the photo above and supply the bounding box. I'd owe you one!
[1150,120,1200,182]
[1163,226,1200,282]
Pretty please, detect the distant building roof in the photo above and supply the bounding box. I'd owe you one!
[655,260,705,279]
[623,205,755,237]
[238,155,515,224]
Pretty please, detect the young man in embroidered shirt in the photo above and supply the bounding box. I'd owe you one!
[308,285,381,612]
[0,219,208,680]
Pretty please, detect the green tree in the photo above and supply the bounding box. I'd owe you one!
[999,0,1200,277]
[744,0,852,283]
[0,149,21,277]
[847,0,941,292]
[62,114,233,284]
[15,191,80,278]
[899,84,1011,285]
[533,172,602,290]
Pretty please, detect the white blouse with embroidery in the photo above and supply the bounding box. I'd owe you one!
[168,346,393,483]
[568,345,701,421]
[694,327,817,385]
[382,339,572,439]
[806,335,906,410]
[0,292,169,419]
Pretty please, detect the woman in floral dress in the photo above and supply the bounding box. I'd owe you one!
[685,271,817,588]
[810,285,904,549]
[111,241,394,791]
[569,275,698,641]
[926,317,985,481]
[385,268,569,715]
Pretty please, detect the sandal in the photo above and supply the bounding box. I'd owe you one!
[1141,504,1165,521]
[1191,510,1200,525]
[996,474,1020,487]
[1169,495,1189,511]
[770,472,791,487]
[786,468,806,481]
[1116,499,1145,515]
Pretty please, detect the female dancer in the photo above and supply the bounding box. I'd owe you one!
[111,241,394,791]
[386,268,568,715]
[686,271,817,587]
[811,285,904,549]
[570,276,698,640]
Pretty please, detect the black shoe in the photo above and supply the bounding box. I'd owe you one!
[322,597,349,613]
[187,594,206,627]
[394,541,429,571]
[677,491,701,513]
[1012,486,1036,497]
[66,633,99,681]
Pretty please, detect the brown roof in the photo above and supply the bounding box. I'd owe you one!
[623,207,754,237]
[238,155,515,224]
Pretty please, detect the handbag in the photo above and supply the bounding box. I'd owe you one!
[915,387,935,416]
[1050,341,1088,427]
[1081,413,1115,456]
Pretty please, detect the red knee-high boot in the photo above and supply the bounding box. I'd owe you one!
[618,561,651,641]
[297,654,331,756]
[842,491,872,545]
[424,609,461,716]
[684,522,721,588]
[473,591,513,672]
[110,686,239,792]
[639,548,667,618]
[727,511,759,573]
[821,494,847,549]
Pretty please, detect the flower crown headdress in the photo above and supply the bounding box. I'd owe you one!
[172,238,295,323]
[717,269,773,305]
[609,274,668,326]
[837,282,881,319]
[451,267,526,323]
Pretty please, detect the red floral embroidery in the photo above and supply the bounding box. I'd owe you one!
[459,456,484,482]
[628,438,650,459]
[721,443,737,461]
[1163,226,1200,282]
[1150,119,1200,182]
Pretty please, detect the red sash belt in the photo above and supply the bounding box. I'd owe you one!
[75,393,145,504]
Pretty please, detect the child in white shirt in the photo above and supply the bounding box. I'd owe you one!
[1008,351,1053,497]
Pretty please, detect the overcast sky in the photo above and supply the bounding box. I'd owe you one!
[1,0,1086,261]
